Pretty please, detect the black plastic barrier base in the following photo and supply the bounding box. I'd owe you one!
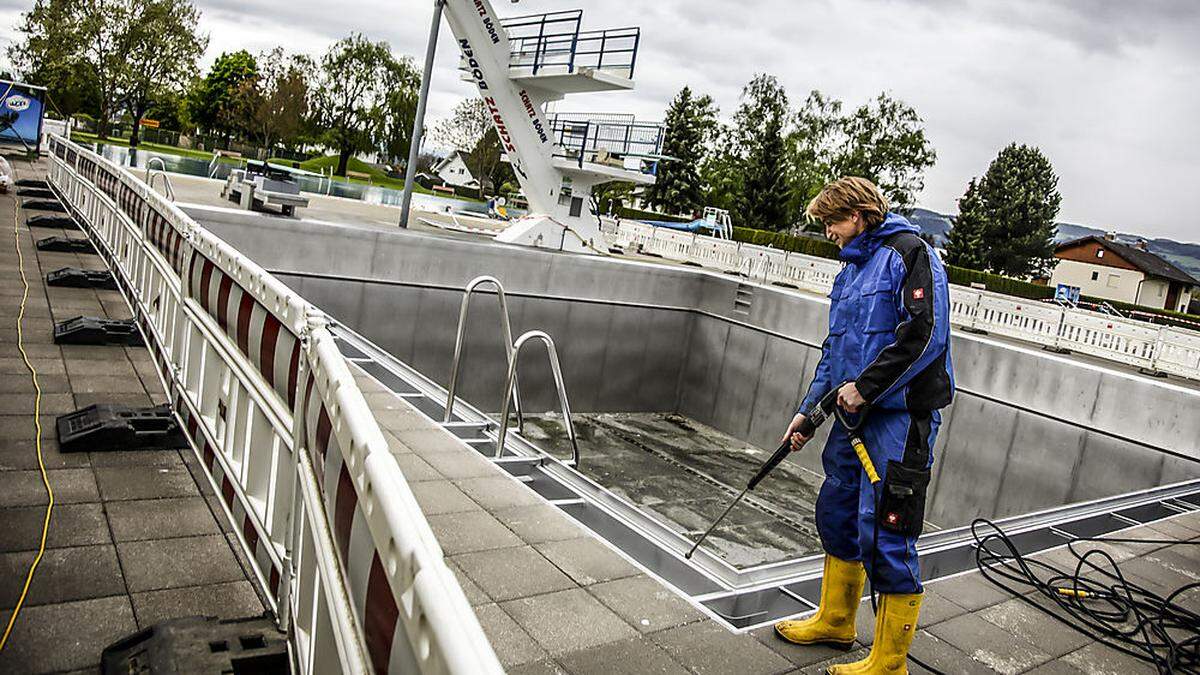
[22,200,65,212]
[16,178,48,188]
[27,214,79,230]
[17,188,55,199]
[54,316,144,346]
[46,268,118,290]
[57,404,188,453]
[101,615,288,675]
[36,236,95,253]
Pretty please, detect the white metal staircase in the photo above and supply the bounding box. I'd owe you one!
[444,1,663,254]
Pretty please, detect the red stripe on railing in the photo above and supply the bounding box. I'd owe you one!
[286,341,301,409]
[364,554,399,675]
[333,465,357,563]
[199,259,215,312]
[236,294,254,355]
[216,275,234,330]
[261,315,281,388]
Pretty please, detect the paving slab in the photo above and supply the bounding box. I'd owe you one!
[0,545,125,608]
[978,597,1092,658]
[749,623,856,668]
[409,480,483,515]
[556,635,690,675]
[456,475,545,511]
[391,452,442,482]
[421,449,498,479]
[105,497,221,541]
[493,504,588,544]
[426,510,524,556]
[651,619,793,675]
[474,602,550,668]
[130,580,265,628]
[0,503,109,552]
[452,546,577,602]
[93,463,199,501]
[501,587,639,657]
[0,468,98,507]
[117,534,246,593]
[928,611,1053,674]
[0,595,137,674]
[1059,641,1157,675]
[587,575,704,635]
[535,537,640,587]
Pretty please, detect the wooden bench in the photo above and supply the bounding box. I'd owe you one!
[346,170,373,184]
[432,185,456,196]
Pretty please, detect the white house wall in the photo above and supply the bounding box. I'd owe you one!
[1050,259,1146,305]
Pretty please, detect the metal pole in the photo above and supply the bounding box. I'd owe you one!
[400,0,446,229]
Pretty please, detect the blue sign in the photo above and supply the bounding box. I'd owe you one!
[0,81,46,152]
[1055,284,1081,305]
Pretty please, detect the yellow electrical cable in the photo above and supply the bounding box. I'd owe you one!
[0,162,54,652]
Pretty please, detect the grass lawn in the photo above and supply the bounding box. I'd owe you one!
[70,132,481,202]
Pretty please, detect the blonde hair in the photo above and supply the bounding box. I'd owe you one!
[806,177,889,228]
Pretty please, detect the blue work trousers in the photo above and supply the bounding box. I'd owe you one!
[814,409,939,594]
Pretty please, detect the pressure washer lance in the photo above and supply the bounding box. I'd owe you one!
[684,383,878,560]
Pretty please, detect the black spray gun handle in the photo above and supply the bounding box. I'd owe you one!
[747,383,849,491]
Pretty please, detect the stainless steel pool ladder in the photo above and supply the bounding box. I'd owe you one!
[144,158,176,201]
[495,331,581,467]
[444,276,525,428]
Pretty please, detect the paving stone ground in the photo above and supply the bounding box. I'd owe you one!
[0,155,266,674]
[15,150,1197,674]
[357,362,1200,675]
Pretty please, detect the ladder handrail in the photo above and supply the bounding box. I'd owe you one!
[444,276,524,428]
[144,158,176,202]
[495,330,580,466]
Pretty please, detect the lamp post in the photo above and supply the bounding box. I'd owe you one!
[400,0,447,228]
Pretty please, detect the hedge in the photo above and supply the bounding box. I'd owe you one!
[618,206,691,223]
[730,226,841,259]
[943,265,1056,300]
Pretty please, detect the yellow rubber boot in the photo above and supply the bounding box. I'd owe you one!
[774,555,866,649]
[827,592,922,674]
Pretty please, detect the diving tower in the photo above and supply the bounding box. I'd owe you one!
[443,2,663,254]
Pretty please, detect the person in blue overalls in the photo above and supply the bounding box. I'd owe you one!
[774,177,954,674]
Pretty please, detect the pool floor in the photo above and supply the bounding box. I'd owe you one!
[522,412,833,568]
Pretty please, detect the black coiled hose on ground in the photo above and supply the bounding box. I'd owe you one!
[970,518,1200,674]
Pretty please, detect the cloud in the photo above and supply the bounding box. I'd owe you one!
[3,0,1195,240]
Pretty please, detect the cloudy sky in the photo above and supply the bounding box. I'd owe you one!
[2,0,1197,241]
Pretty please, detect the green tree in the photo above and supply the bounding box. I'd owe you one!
[787,91,935,217]
[466,127,516,196]
[235,48,311,155]
[121,0,206,147]
[310,34,415,176]
[8,0,98,119]
[832,93,936,213]
[942,178,987,270]
[187,50,257,141]
[699,126,742,213]
[734,74,790,231]
[379,63,421,165]
[643,86,717,216]
[957,144,1062,277]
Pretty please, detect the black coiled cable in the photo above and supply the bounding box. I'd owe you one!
[970,518,1200,674]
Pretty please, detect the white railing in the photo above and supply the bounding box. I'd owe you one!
[47,135,503,675]
[614,221,1200,381]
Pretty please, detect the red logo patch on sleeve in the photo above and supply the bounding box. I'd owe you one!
[912,288,926,300]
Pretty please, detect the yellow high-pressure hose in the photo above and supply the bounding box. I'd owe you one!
[0,163,55,652]
[850,436,881,484]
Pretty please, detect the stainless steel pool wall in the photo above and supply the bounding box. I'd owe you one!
[189,207,1200,528]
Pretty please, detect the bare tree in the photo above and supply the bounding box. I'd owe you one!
[432,98,492,193]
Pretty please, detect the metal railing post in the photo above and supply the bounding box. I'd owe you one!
[495,331,580,466]
[444,276,524,430]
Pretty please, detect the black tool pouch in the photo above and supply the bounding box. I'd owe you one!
[877,460,930,538]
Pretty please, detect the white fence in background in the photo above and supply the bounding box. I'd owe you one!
[47,135,503,675]
[613,221,1200,381]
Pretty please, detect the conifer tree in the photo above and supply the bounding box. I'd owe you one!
[644,86,716,216]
